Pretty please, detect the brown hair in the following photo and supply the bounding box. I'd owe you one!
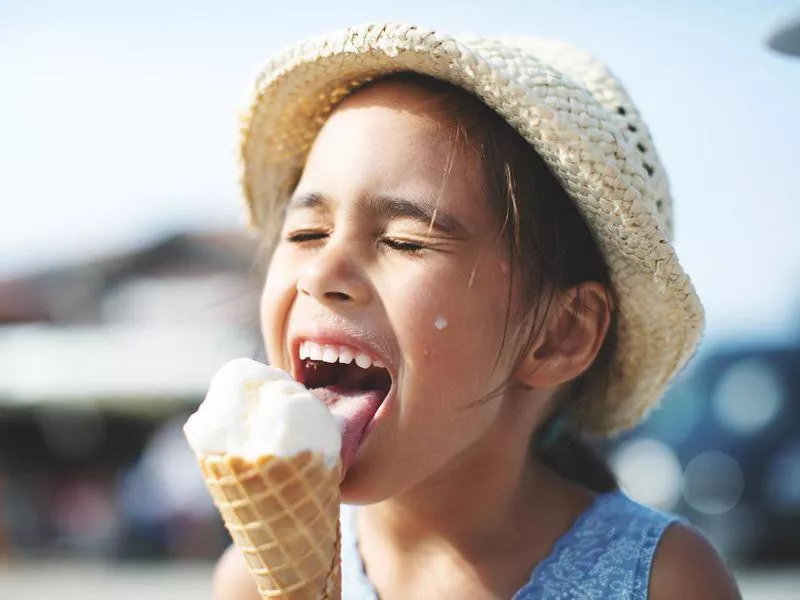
[354,72,619,493]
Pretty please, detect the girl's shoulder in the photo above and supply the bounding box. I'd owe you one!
[517,491,740,599]
[648,522,741,600]
[513,491,683,599]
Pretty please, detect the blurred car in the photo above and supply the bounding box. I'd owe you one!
[605,334,800,565]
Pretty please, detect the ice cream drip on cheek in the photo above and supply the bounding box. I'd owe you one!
[434,315,448,330]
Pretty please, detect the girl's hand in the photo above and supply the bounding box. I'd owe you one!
[212,544,260,600]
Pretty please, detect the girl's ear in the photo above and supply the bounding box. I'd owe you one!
[515,283,613,389]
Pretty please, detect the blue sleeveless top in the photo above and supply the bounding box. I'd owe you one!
[341,492,682,599]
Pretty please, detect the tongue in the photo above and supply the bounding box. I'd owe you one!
[309,386,383,476]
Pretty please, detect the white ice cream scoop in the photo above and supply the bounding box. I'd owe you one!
[183,358,341,462]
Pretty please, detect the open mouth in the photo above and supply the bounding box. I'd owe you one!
[295,341,393,474]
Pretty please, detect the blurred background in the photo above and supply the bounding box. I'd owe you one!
[1,1,799,598]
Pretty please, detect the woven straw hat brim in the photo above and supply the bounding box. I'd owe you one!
[239,23,705,436]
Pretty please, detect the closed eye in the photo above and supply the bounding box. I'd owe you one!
[286,231,328,243]
[381,237,426,254]
[285,231,426,253]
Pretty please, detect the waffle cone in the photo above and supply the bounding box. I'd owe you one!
[200,451,341,599]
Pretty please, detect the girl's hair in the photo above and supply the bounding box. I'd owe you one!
[354,72,619,493]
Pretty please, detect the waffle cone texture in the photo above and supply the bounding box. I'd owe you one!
[200,451,341,599]
[237,22,706,436]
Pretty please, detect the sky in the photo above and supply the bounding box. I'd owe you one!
[2,0,800,345]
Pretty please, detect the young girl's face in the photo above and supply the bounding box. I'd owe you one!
[261,81,525,503]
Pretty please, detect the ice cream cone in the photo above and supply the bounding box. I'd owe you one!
[200,450,341,599]
[183,359,344,599]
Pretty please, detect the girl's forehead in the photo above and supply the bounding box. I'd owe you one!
[299,84,487,222]
[317,84,450,154]
[337,78,449,119]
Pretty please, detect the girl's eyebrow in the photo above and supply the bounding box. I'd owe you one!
[367,194,468,238]
[287,191,468,238]
[287,192,328,211]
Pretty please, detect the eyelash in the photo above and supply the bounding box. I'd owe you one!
[286,231,327,244]
[285,231,425,254]
[381,237,425,254]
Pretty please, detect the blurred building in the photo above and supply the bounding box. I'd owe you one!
[0,231,263,408]
[0,230,262,559]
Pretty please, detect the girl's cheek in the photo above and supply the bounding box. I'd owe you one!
[403,313,453,371]
[420,318,448,364]
[260,264,297,366]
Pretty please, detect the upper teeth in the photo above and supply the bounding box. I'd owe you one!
[299,341,385,370]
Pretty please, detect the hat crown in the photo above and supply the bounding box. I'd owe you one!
[239,22,704,435]
[481,36,674,238]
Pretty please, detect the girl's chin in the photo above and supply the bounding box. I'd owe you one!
[339,473,378,505]
[338,459,397,505]
[339,456,430,507]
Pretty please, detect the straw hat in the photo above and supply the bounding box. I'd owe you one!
[238,22,705,436]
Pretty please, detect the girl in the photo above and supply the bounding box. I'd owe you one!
[214,23,741,599]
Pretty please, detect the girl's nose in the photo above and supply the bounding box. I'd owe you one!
[295,239,373,305]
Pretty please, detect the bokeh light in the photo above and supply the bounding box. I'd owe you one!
[712,359,784,435]
[611,438,683,511]
[683,451,745,515]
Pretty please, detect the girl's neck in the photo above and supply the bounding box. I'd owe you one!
[357,411,595,579]
[364,440,540,555]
